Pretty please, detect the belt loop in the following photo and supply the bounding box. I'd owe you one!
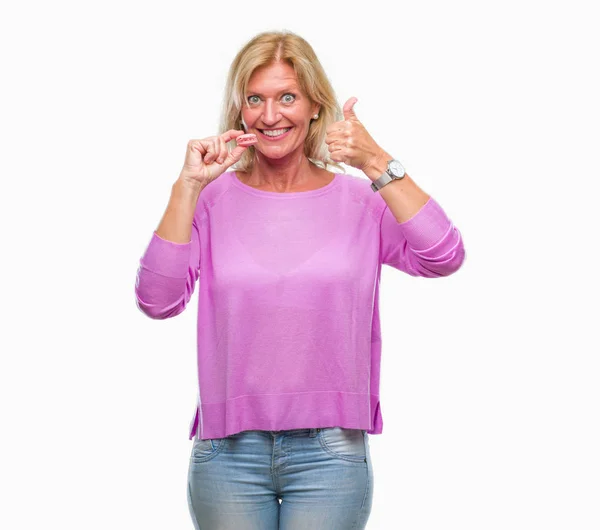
[309,428,320,438]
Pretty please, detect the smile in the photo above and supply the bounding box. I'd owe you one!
[257,127,293,140]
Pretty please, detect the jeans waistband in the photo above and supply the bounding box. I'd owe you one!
[267,428,321,438]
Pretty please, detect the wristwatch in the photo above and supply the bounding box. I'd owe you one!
[370,159,406,192]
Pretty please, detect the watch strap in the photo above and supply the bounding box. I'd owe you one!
[371,159,405,192]
[370,171,395,192]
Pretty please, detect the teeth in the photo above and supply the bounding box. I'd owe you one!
[262,128,291,137]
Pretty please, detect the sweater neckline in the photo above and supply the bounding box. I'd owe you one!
[229,171,341,198]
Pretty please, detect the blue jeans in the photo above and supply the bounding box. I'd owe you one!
[187,427,373,529]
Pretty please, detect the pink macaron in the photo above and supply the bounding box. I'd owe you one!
[236,133,258,146]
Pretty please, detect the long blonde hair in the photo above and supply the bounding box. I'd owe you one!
[218,30,345,174]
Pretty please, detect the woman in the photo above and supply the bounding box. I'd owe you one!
[135,30,465,529]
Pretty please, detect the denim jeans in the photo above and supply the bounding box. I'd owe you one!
[187,427,373,529]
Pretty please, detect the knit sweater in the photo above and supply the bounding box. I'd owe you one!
[135,170,465,440]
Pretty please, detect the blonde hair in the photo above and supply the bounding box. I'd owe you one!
[218,30,345,174]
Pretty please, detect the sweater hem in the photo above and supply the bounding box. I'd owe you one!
[188,391,383,440]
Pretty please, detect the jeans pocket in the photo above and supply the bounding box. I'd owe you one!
[190,436,226,463]
[318,426,367,463]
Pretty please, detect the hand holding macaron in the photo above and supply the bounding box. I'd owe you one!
[179,130,257,186]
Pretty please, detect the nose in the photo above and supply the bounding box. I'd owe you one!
[261,99,282,126]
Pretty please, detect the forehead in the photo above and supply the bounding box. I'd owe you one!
[247,62,299,92]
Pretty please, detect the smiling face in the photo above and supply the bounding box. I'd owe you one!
[240,61,320,161]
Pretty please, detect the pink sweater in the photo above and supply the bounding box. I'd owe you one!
[135,171,465,440]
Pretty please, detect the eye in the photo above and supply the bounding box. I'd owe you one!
[247,95,260,105]
[282,93,296,103]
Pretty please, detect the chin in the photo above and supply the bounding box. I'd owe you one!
[258,144,302,158]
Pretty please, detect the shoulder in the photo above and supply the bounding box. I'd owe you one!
[192,171,235,221]
[337,172,387,217]
[201,170,235,198]
[337,171,369,189]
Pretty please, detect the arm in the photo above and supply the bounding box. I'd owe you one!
[156,178,205,243]
[379,196,466,277]
[369,153,465,277]
[134,178,207,319]
[325,97,465,276]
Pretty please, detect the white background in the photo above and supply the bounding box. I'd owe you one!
[1,0,598,528]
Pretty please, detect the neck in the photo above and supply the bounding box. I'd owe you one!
[246,150,317,192]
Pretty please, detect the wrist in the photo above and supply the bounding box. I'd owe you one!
[175,175,208,196]
[364,150,392,181]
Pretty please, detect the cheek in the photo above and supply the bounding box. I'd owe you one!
[241,109,257,126]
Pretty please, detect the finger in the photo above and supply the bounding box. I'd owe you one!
[324,132,344,145]
[221,128,246,143]
[329,149,343,162]
[342,97,359,121]
[217,135,227,164]
[326,122,345,134]
[209,138,220,163]
[190,139,206,156]
[203,142,216,164]
[227,144,248,163]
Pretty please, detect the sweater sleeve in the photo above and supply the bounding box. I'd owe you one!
[379,196,465,277]
[134,216,201,319]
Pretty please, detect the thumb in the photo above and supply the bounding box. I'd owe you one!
[225,144,249,165]
[343,97,359,121]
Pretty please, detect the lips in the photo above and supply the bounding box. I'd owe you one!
[257,127,293,141]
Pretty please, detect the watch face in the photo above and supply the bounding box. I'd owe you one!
[388,160,405,177]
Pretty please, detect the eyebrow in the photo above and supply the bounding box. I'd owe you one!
[245,87,299,97]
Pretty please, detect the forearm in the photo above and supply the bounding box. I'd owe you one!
[364,150,431,223]
[155,177,206,244]
[372,149,465,277]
